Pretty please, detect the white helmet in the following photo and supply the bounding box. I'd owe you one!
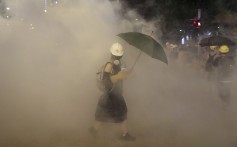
[110,43,124,56]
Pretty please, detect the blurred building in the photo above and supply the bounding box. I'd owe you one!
[0,0,11,19]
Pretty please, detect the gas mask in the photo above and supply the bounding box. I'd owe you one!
[111,55,122,66]
[113,60,120,65]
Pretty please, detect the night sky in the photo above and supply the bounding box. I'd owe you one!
[117,0,237,41]
[121,0,237,21]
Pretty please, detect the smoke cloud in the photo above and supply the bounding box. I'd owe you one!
[0,0,236,146]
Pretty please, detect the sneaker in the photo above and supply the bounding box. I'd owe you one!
[88,127,98,138]
[119,133,136,141]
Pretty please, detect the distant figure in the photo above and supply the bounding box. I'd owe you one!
[176,46,194,70]
[89,43,136,141]
[205,45,219,80]
[211,45,235,105]
[165,42,179,63]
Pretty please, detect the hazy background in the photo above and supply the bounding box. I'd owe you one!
[0,0,237,147]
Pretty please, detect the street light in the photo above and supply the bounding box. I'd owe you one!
[193,19,202,29]
[44,0,47,12]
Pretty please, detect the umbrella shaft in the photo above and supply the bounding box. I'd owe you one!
[131,50,142,71]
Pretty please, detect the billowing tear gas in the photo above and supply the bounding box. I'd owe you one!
[0,0,237,146]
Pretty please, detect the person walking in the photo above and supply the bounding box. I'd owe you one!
[205,45,219,80]
[89,42,136,141]
[212,45,235,106]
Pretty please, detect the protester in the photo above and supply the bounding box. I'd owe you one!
[205,45,219,80]
[89,43,136,141]
[212,45,235,105]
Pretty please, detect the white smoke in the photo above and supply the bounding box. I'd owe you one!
[0,0,236,147]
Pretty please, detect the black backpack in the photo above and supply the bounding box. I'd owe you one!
[96,62,112,92]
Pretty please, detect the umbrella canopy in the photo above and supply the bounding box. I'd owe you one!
[117,32,168,64]
[199,35,235,47]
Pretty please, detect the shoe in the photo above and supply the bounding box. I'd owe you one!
[119,133,136,141]
[88,127,98,138]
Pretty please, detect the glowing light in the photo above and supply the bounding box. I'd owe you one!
[197,22,201,27]
[186,35,189,40]
[6,7,10,10]
[181,37,185,45]
[30,24,35,30]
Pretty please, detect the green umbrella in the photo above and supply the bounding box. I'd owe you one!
[117,32,168,66]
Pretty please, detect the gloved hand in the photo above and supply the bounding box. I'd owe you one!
[110,71,128,83]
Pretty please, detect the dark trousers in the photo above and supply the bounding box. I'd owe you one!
[95,93,128,123]
[217,81,231,103]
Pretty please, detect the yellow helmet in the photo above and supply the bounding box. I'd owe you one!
[210,45,218,50]
[219,45,229,53]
